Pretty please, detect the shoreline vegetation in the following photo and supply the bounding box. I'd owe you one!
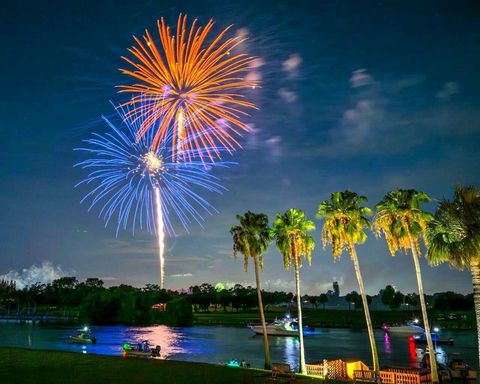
[0,347,333,384]
[192,308,476,330]
[0,307,475,331]
[1,278,475,329]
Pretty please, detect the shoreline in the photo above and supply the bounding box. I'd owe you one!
[1,308,475,330]
[192,309,476,330]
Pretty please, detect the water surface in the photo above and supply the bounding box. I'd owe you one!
[0,324,476,370]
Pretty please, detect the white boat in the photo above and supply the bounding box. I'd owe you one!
[383,321,424,335]
[248,316,314,336]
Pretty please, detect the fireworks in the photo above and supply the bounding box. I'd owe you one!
[118,14,258,160]
[75,14,256,288]
[75,103,231,287]
[75,104,228,236]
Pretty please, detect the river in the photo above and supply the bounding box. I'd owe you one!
[0,324,476,370]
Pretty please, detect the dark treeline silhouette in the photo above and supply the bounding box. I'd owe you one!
[0,278,473,326]
[0,277,191,326]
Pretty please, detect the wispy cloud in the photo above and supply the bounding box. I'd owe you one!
[282,54,302,77]
[170,273,193,278]
[265,136,282,159]
[436,81,460,99]
[350,69,374,88]
[278,88,298,103]
[98,276,117,282]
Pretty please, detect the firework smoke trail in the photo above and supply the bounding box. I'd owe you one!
[154,187,165,288]
[75,101,232,287]
[118,14,259,161]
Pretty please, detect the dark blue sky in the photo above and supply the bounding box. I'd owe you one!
[1,0,479,294]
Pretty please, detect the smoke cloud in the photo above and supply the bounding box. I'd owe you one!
[0,261,68,289]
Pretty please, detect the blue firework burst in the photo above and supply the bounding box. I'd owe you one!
[74,102,231,236]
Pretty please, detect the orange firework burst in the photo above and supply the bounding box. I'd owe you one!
[119,14,258,160]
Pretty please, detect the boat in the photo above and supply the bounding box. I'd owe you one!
[122,340,161,358]
[248,315,314,336]
[412,333,454,345]
[448,359,477,381]
[67,327,97,344]
[382,321,424,335]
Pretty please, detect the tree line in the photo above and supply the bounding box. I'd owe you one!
[0,278,472,321]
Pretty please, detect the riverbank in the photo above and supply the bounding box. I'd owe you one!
[193,309,476,330]
[0,347,334,384]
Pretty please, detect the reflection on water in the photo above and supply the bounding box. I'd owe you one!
[0,324,476,370]
[121,326,186,359]
[384,332,391,355]
[283,336,297,367]
[408,336,417,365]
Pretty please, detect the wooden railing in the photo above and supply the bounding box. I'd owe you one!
[354,368,431,384]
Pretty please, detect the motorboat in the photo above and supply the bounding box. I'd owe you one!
[382,321,424,335]
[248,315,314,336]
[122,340,161,358]
[412,333,454,345]
[448,359,477,381]
[67,326,97,344]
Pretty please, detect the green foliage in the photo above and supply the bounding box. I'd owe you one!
[381,285,395,307]
[80,290,122,325]
[404,293,418,307]
[345,291,371,310]
[154,297,193,326]
[317,190,372,259]
[230,211,272,271]
[427,185,480,269]
[374,189,433,256]
[271,208,315,270]
[433,291,473,311]
[390,291,404,309]
[319,293,328,309]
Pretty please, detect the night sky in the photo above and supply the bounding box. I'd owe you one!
[1,0,479,295]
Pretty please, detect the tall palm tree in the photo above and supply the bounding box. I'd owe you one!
[373,189,438,383]
[230,211,272,369]
[317,191,380,380]
[426,186,480,368]
[271,208,315,374]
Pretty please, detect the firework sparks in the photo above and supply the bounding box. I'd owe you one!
[75,102,231,287]
[154,187,165,288]
[118,14,258,160]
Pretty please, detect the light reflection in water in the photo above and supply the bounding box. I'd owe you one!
[121,326,186,359]
[408,336,418,366]
[384,332,391,355]
[284,337,297,368]
[434,345,446,365]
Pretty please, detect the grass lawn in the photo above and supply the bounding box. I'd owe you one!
[0,347,337,384]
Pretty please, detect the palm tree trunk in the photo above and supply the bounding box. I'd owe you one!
[294,257,307,374]
[253,254,271,370]
[410,238,439,383]
[350,245,380,380]
[471,259,480,370]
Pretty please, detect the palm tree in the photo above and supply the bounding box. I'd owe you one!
[426,186,480,368]
[271,208,315,374]
[317,191,380,380]
[230,211,272,369]
[373,189,438,383]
